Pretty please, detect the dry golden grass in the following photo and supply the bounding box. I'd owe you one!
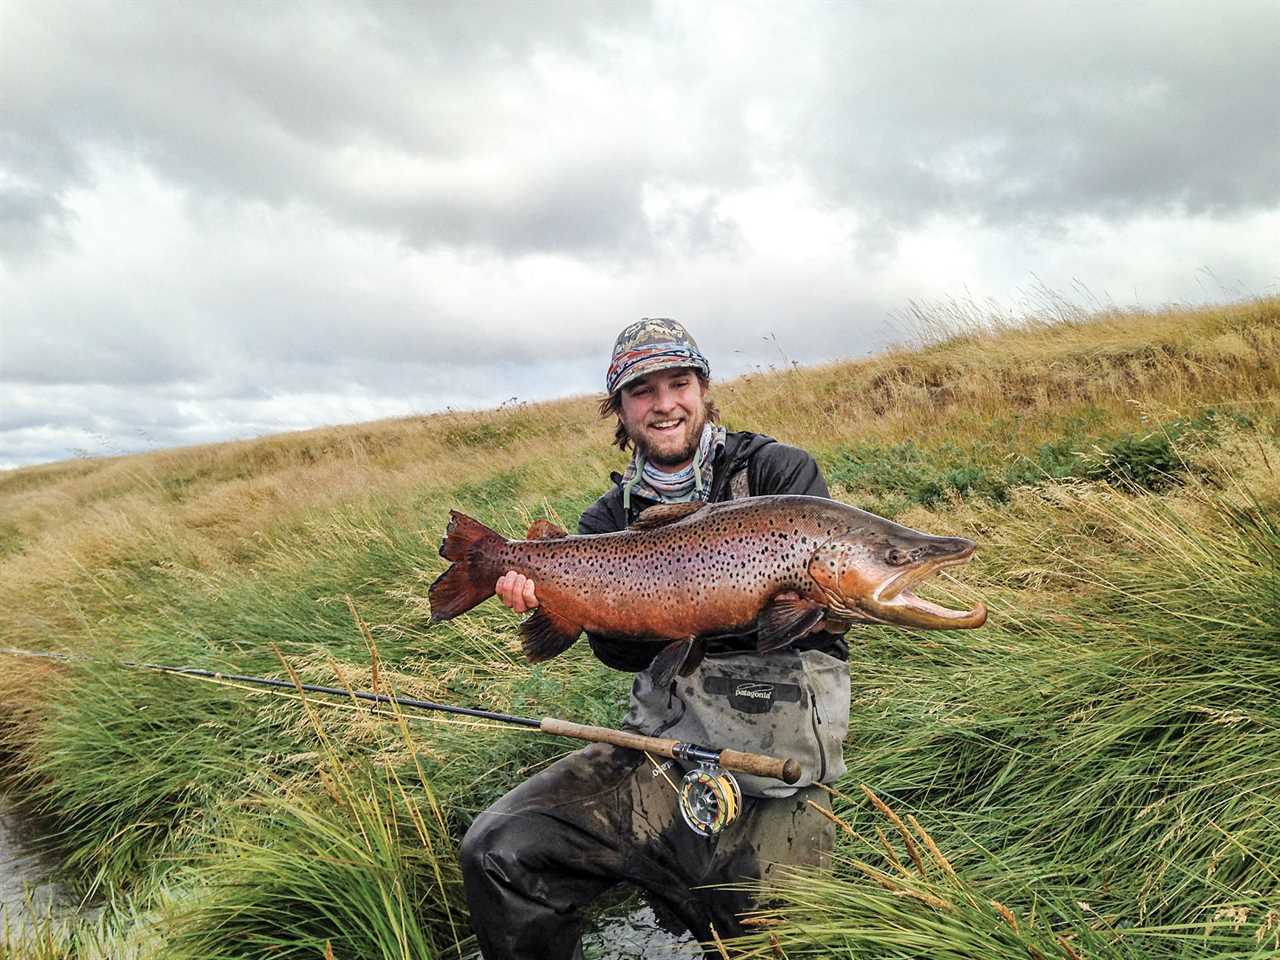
[723,295,1278,450]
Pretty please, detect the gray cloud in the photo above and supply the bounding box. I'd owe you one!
[0,125,86,260]
[0,355,610,469]
[4,1,1276,266]
[1,1,665,260]
[801,3,1280,235]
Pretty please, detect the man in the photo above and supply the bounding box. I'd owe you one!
[459,318,850,959]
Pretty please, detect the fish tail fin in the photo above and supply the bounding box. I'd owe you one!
[429,511,506,620]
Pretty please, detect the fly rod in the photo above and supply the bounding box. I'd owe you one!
[0,647,801,786]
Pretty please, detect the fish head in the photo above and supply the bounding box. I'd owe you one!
[808,515,987,630]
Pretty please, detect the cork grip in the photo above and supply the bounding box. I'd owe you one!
[539,718,801,784]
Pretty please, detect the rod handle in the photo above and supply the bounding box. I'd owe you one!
[539,718,801,784]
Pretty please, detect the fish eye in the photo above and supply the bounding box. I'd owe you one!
[885,547,909,566]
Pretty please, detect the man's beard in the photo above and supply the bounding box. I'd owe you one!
[625,405,709,468]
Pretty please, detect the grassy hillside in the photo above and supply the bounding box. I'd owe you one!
[1,295,1277,959]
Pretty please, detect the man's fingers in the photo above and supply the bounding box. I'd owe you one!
[495,572,518,609]
[495,571,537,613]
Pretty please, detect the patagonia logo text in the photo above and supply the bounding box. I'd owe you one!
[704,674,804,715]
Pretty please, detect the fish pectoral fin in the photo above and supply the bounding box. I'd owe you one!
[629,501,707,529]
[520,608,583,663]
[525,519,569,540]
[822,612,858,633]
[651,637,705,688]
[680,637,706,677]
[757,594,827,653]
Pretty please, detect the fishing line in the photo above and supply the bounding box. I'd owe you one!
[644,751,682,794]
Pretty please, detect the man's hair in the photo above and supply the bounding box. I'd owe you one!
[597,371,720,452]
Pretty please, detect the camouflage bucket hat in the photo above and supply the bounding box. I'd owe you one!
[605,318,711,395]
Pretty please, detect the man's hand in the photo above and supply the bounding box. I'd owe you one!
[495,571,539,613]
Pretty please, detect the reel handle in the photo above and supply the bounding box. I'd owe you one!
[539,718,801,784]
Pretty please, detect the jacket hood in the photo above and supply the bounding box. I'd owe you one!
[720,430,775,474]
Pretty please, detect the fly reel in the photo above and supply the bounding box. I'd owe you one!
[678,763,742,837]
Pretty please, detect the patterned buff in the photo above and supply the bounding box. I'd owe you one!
[621,422,727,510]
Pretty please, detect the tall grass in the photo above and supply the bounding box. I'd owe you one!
[725,449,1279,958]
[166,686,468,960]
[0,295,1276,958]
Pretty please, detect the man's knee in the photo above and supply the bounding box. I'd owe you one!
[460,810,519,889]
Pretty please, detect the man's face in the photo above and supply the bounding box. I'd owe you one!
[618,367,709,469]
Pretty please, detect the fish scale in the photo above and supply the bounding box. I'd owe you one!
[429,495,987,674]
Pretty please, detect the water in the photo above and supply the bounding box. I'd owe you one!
[459,890,703,959]
[581,898,701,959]
[0,793,69,926]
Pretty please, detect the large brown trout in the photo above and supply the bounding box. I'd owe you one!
[429,495,986,677]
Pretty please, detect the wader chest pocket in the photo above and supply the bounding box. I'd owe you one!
[703,676,804,715]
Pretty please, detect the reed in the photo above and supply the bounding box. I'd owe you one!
[729,454,1279,957]
[165,689,468,960]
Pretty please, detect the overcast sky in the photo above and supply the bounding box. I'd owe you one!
[2,1,1278,469]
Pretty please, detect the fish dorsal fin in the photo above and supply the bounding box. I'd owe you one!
[526,519,568,540]
[521,608,583,663]
[757,593,827,653]
[630,501,707,530]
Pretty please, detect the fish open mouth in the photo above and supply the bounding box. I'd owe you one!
[864,548,987,629]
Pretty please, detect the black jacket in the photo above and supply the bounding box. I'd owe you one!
[577,430,849,671]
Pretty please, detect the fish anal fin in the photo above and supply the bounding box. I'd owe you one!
[526,519,568,540]
[651,637,705,689]
[757,593,827,653]
[630,501,707,530]
[520,608,583,663]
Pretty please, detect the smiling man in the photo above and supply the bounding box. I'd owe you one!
[460,319,850,960]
